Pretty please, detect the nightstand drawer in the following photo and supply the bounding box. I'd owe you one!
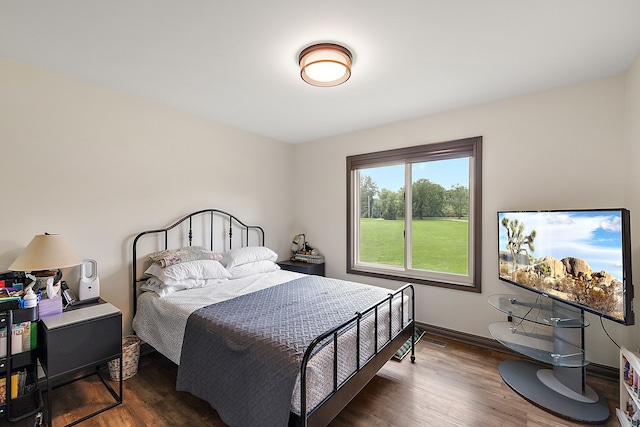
[38,303,122,380]
[277,260,325,276]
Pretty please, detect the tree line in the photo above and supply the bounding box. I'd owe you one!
[360,175,469,220]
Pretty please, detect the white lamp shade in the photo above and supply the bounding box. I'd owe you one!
[8,234,83,271]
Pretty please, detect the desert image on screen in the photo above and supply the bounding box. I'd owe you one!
[498,210,626,322]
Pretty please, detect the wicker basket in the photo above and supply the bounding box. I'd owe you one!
[108,335,141,381]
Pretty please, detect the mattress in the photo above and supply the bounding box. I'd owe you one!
[133,270,304,364]
[132,270,407,417]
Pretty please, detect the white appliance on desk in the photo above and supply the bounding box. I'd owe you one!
[78,259,100,301]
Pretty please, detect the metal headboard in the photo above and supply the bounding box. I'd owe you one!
[131,209,265,314]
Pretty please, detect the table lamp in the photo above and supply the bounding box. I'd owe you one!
[291,233,306,254]
[8,233,83,296]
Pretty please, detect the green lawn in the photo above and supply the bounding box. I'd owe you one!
[359,218,468,274]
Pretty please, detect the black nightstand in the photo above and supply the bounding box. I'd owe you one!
[38,302,122,426]
[277,259,325,276]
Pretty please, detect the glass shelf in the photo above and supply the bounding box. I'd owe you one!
[487,294,607,421]
[489,321,588,367]
[488,294,589,328]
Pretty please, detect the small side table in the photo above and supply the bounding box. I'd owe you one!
[38,302,122,427]
[277,259,325,276]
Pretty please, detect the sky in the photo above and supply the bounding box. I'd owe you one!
[498,210,625,281]
[362,158,469,193]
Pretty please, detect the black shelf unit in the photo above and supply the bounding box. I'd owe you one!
[0,304,42,422]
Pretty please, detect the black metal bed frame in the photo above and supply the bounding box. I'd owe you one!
[132,208,264,314]
[131,209,415,427]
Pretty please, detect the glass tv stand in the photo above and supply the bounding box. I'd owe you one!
[488,294,609,424]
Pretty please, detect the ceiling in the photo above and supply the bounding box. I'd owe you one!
[1,1,640,144]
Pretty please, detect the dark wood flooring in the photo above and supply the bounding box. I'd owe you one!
[1,335,621,427]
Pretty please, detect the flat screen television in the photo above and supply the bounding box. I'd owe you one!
[498,208,634,325]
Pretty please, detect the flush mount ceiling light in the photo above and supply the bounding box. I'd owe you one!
[299,43,352,87]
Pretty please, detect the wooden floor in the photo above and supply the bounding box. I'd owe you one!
[1,335,621,427]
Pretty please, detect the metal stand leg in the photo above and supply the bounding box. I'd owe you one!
[42,356,122,427]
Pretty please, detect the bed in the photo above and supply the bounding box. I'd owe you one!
[131,209,415,427]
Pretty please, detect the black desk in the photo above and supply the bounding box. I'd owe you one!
[38,303,122,426]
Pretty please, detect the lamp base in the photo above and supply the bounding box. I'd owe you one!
[32,270,60,293]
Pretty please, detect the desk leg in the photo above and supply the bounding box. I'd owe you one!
[42,356,123,427]
[45,375,52,427]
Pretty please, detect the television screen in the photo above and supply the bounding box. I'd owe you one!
[498,208,634,325]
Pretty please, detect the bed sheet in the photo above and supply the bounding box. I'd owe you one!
[132,269,305,364]
[132,270,407,417]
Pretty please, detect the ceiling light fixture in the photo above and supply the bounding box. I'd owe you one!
[299,43,352,87]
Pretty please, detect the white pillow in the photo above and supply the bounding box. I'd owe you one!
[144,259,231,285]
[220,246,278,269]
[228,260,280,279]
[140,277,184,297]
[140,276,228,296]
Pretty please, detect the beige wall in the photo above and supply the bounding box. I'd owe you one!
[0,57,294,332]
[624,57,640,347]
[2,53,639,368]
[293,73,634,367]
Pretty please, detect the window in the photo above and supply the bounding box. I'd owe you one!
[346,137,482,292]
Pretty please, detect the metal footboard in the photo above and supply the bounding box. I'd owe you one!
[298,283,415,427]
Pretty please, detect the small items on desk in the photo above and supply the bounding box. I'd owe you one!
[290,234,325,264]
[39,294,63,317]
[78,259,100,302]
[22,289,37,308]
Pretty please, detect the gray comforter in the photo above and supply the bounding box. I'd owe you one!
[176,275,392,427]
